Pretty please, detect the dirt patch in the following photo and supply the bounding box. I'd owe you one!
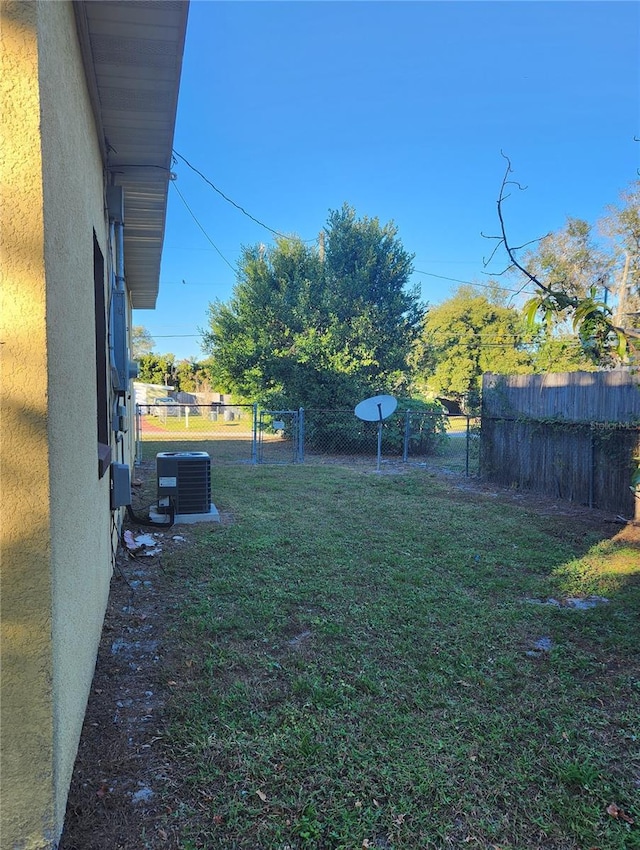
[58,468,633,850]
[58,529,193,850]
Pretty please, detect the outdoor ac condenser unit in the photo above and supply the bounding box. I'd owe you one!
[156,452,211,515]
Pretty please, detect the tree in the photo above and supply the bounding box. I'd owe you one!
[486,155,630,363]
[522,217,612,305]
[413,285,532,406]
[204,237,324,403]
[599,180,640,332]
[517,217,613,368]
[174,358,214,393]
[137,353,175,386]
[321,204,423,394]
[528,332,598,374]
[202,204,423,408]
[131,325,155,359]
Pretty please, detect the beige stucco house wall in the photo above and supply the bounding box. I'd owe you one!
[0,2,188,847]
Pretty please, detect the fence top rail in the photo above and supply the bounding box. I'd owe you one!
[482,371,640,422]
[137,402,256,408]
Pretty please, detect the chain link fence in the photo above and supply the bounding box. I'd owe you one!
[136,403,258,465]
[303,409,479,474]
[406,412,480,475]
[257,409,302,464]
[135,404,479,475]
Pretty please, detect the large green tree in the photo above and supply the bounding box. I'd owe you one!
[517,218,612,368]
[174,358,215,393]
[137,352,175,387]
[413,285,532,406]
[513,186,640,364]
[202,204,423,407]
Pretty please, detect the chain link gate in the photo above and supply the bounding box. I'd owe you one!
[257,409,302,464]
[402,411,479,475]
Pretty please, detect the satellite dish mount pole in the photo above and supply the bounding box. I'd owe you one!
[354,394,398,474]
[376,403,383,472]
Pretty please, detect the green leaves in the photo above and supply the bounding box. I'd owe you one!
[415,285,531,401]
[523,296,542,329]
[511,181,640,366]
[137,351,176,386]
[202,205,422,407]
[522,286,627,365]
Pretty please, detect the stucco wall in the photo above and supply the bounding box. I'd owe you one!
[39,0,115,834]
[1,1,114,846]
[1,2,56,846]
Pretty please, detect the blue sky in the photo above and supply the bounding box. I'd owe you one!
[136,0,640,361]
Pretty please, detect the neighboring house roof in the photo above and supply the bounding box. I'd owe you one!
[74,0,189,308]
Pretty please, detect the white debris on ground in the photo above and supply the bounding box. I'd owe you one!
[526,596,609,610]
[526,636,554,657]
[122,530,162,557]
[131,786,155,805]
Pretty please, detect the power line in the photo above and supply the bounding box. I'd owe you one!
[173,149,286,238]
[171,182,237,273]
[173,150,316,243]
[413,269,529,295]
[162,280,222,287]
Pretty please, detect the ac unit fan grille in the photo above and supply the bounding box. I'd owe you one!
[156,452,211,515]
[175,459,210,514]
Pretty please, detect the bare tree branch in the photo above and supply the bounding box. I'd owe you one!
[495,156,555,296]
[485,264,518,278]
[481,238,505,268]
[510,235,551,252]
[481,154,636,363]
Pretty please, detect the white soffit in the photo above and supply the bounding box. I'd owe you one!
[76,1,189,308]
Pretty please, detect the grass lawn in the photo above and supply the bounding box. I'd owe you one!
[138,427,479,474]
[156,465,639,850]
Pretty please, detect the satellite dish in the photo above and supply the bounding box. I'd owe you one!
[354,394,398,422]
[354,394,398,471]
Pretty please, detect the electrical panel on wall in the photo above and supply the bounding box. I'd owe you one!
[113,402,128,434]
[107,184,138,397]
[110,462,131,510]
[109,291,138,430]
[107,186,124,224]
[110,288,128,391]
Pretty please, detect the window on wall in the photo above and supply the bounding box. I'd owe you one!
[94,233,111,477]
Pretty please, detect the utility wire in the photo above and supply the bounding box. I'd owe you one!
[413,269,529,295]
[172,149,317,243]
[173,150,302,242]
[173,149,284,237]
[171,182,237,273]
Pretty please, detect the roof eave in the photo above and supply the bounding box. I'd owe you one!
[74,0,189,309]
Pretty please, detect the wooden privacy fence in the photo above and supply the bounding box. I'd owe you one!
[481,371,640,517]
